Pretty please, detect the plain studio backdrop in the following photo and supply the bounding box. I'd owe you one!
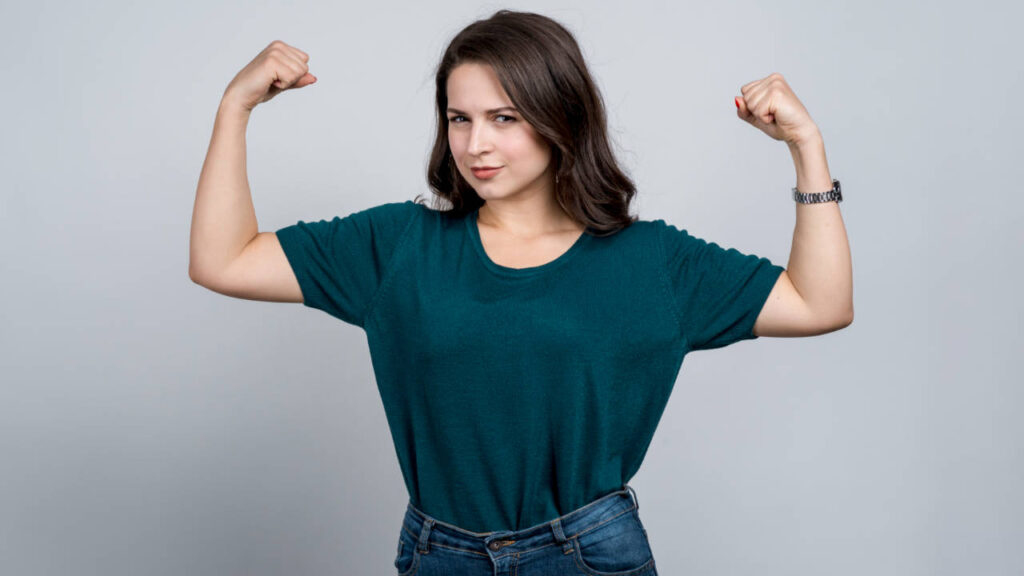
[2,0,1021,575]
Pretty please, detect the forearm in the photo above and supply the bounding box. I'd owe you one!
[188,98,259,282]
[785,131,854,323]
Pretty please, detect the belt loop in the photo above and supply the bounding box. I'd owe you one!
[417,518,435,554]
[626,484,639,511]
[549,518,574,555]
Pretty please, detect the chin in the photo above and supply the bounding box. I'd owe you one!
[475,187,521,202]
[474,190,502,201]
[470,182,502,198]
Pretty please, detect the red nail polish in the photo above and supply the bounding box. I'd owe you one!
[735,97,740,109]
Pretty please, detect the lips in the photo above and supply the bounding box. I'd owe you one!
[471,166,503,179]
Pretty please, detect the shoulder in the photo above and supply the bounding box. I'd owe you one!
[278,200,425,252]
[329,200,425,237]
[637,217,720,262]
[355,199,424,220]
[614,217,686,238]
[637,217,690,240]
[615,217,694,256]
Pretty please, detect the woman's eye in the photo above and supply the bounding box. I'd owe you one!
[448,115,516,124]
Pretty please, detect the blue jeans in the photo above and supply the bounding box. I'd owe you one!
[393,484,658,575]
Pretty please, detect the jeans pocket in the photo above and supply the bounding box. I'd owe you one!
[393,527,420,576]
[572,509,655,576]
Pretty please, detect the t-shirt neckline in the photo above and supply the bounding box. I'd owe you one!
[466,207,591,278]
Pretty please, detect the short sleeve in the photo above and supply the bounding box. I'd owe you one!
[274,200,419,328]
[655,219,785,351]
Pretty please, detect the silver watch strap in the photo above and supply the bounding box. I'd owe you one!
[792,179,842,204]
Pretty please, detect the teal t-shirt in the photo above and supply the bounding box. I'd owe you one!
[275,199,784,533]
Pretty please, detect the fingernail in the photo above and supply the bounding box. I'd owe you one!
[735,97,740,109]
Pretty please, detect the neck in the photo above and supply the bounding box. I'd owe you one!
[478,194,582,238]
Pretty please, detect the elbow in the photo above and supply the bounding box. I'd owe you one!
[189,262,209,286]
[834,306,854,330]
[816,306,853,335]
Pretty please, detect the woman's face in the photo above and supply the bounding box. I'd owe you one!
[446,62,554,202]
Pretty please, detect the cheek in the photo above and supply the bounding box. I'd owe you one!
[448,133,462,156]
[503,133,537,162]
[519,129,550,158]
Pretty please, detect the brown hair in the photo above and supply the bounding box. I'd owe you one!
[416,9,638,237]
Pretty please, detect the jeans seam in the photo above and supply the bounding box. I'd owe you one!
[572,536,656,576]
[573,504,638,540]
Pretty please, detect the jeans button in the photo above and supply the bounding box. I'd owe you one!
[488,539,513,551]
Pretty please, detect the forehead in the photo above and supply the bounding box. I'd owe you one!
[446,62,512,109]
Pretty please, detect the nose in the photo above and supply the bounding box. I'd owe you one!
[467,122,493,156]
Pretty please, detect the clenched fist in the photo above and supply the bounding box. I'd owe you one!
[734,72,819,148]
[223,40,317,112]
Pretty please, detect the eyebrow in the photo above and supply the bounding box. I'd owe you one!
[446,106,518,115]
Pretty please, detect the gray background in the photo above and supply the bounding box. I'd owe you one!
[2,0,1021,574]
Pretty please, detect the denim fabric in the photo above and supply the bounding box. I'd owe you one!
[393,485,657,576]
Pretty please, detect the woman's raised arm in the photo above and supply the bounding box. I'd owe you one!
[188,40,316,302]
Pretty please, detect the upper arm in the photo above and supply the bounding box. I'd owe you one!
[191,232,304,303]
[752,269,852,337]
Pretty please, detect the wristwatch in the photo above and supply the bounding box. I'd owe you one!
[792,179,842,204]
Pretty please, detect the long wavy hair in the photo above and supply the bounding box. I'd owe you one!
[416,10,637,237]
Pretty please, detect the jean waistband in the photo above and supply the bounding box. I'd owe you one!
[401,484,641,557]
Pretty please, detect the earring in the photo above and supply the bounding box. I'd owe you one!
[555,174,560,184]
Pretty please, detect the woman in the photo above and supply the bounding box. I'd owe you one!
[189,9,853,576]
